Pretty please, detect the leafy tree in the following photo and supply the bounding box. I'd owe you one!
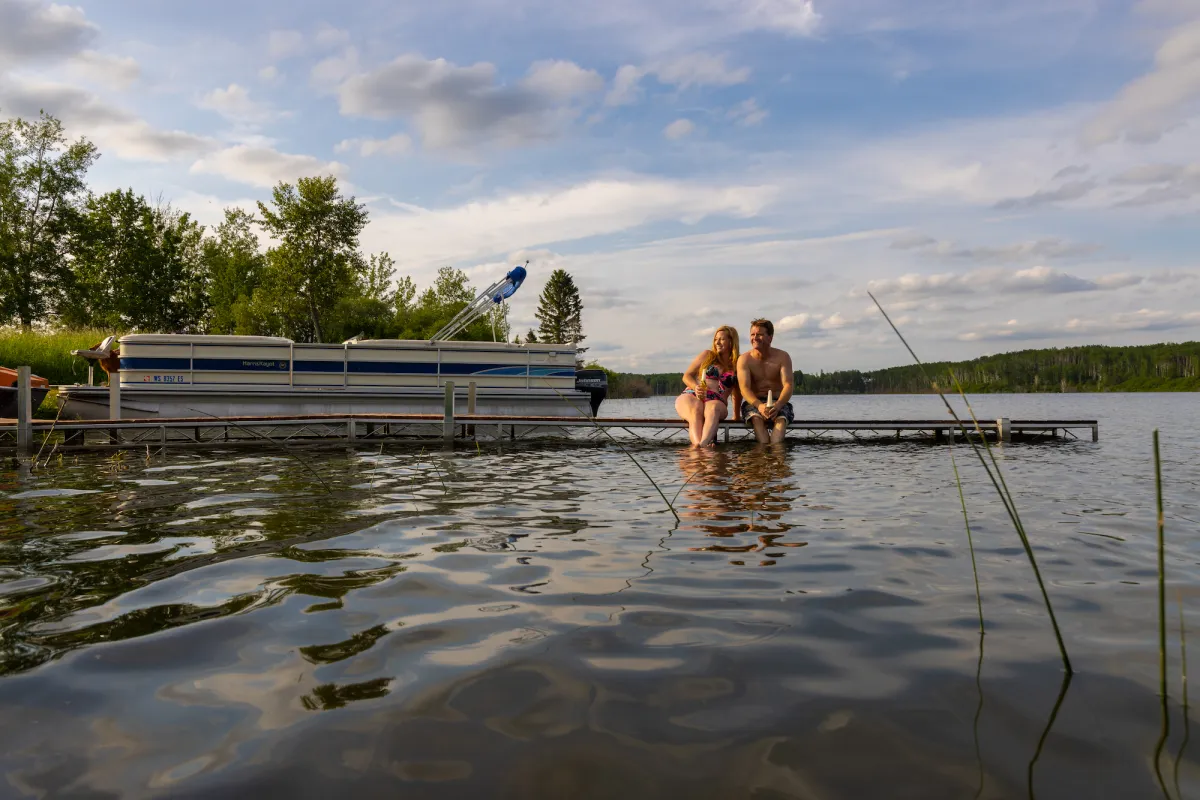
[63,189,207,332]
[203,208,264,334]
[254,176,368,342]
[534,268,585,357]
[0,112,98,327]
[396,266,510,341]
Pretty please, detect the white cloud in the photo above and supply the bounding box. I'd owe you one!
[652,52,751,89]
[334,133,413,157]
[311,46,360,89]
[1082,17,1200,146]
[313,24,351,49]
[66,50,140,90]
[959,308,1200,342]
[361,176,775,269]
[258,65,281,84]
[0,0,96,64]
[605,64,644,106]
[197,83,274,123]
[664,118,695,139]
[189,145,347,188]
[728,98,768,126]
[266,29,305,60]
[867,266,1148,298]
[0,76,213,161]
[522,60,604,99]
[735,0,822,37]
[335,54,604,150]
[890,234,1102,263]
[994,178,1097,209]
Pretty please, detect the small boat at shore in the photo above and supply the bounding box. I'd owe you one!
[1,367,50,419]
[57,334,605,420]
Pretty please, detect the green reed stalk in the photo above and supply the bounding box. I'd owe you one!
[950,441,985,634]
[1028,670,1073,800]
[1173,590,1190,799]
[867,292,1071,674]
[1152,429,1171,797]
[972,631,987,800]
[542,379,680,522]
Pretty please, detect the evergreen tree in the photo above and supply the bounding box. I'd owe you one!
[523,329,538,343]
[534,269,586,357]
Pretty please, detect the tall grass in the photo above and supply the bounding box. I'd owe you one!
[868,292,1072,674]
[0,328,115,385]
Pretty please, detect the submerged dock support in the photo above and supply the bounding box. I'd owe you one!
[443,381,455,442]
[16,366,33,454]
[467,381,477,438]
[997,417,1012,442]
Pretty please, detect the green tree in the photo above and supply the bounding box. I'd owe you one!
[523,328,538,343]
[395,266,510,341]
[535,268,585,356]
[0,112,98,327]
[254,176,368,342]
[203,208,264,334]
[63,190,207,332]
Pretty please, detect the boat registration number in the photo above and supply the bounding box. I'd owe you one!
[143,375,189,384]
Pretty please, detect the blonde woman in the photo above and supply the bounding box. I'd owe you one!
[675,326,741,447]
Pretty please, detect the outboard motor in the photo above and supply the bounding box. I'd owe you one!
[574,369,607,416]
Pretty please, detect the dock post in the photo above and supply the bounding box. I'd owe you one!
[16,366,33,454]
[347,417,356,442]
[467,381,476,438]
[997,417,1011,443]
[108,375,121,420]
[443,382,455,442]
[1091,423,1099,442]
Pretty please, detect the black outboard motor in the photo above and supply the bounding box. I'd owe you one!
[574,369,607,416]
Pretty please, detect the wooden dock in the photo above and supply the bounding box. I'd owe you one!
[0,411,1099,454]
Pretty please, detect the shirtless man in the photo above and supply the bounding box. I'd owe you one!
[736,318,794,444]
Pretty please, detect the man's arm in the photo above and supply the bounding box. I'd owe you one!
[776,351,795,406]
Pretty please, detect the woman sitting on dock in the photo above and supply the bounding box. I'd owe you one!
[675,326,741,447]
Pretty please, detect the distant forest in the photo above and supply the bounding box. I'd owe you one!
[601,342,1200,398]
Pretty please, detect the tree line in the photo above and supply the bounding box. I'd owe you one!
[1,112,587,349]
[604,342,1200,397]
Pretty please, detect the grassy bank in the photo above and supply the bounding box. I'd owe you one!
[0,329,114,386]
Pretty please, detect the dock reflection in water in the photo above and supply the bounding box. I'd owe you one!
[0,392,1198,798]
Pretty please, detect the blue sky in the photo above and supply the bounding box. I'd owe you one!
[2,0,1199,371]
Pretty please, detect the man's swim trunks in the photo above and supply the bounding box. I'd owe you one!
[741,400,794,427]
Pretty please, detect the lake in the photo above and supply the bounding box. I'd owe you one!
[1,392,1197,798]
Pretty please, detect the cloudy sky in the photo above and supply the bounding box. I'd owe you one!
[2,0,1199,371]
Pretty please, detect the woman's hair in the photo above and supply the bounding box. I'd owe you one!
[700,326,740,373]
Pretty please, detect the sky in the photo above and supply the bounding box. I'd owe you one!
[2,0,1199,372]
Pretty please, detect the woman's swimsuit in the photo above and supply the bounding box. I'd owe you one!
[683,369,736,404]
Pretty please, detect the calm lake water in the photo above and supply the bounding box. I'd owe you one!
[1,393,1198,798]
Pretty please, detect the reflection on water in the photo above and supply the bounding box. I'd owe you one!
[0,393,1198,798]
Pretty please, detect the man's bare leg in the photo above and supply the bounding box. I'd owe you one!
[769,417,788,444]
[750,416,770,444]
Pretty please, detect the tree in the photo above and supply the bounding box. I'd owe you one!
[534,268,586,357]
[0,111,98,327]
[203,208,264,334]
[62,190,207,332]
[523,329,538,343]
[395,266,510,342]
[254,176,368,342]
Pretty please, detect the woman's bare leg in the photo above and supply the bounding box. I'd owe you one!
[699,400,728,447]
[675,393,705,445]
